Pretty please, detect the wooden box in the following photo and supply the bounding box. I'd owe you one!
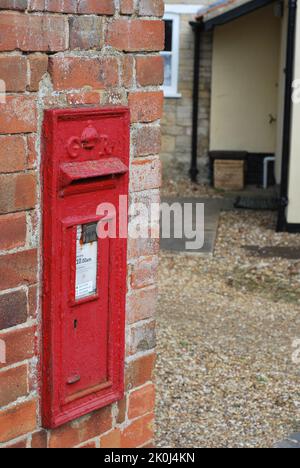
[214,159,245,191]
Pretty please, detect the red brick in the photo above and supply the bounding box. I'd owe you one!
[0,96,37,134]
[66,92,102,106]
[69,16,103,50]
[0,0,27,10]
[0,55,27,92]
[117,397,127,424]
[127,288,157,325]
[136,56,164,86]
[122,55,134,88]
[28,284,38,319]
[131,256,159,289]
[129,91,164,123]
[0,213,27,251]
[130,156,161,191]
[125,353,156,390]
[107,20,164,52]
[0,12,68,52]
[100,428,121,448]
[79,441,97,448]
[127,320,156,356]
[0,136,27,174]
[0,326,36,368]
[0,364,28,407]
[0,250,37,290]
[27,134,38,169]
[49,56,119,91]
[0,173,37,214]
[31,430,47,449]
[121,413,154,448]
[49,406,112,448]
[28,54,48,92]
[139,0,164,16]
[3,438,27,448]
[128,384,155,420]
[135,125,161,157]
[0,399,37,444]
[120,0,134,14]
[0,289,27,331]
[29,0,77,12]
[78,0,115,14]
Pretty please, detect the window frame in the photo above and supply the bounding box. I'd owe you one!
[161,13,181,99]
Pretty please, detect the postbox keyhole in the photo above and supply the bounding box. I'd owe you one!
[74,319,78,329]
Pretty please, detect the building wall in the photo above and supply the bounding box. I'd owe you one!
[210,4,282,154]
[287,1,300,224]
[0,0,163,448]
[161,1,213,182]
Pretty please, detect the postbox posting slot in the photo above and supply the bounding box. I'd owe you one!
[60,158,128,189]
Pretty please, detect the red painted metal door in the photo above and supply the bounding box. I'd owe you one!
[42,107,130,429]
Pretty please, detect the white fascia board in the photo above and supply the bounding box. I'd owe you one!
[165,4,205,15]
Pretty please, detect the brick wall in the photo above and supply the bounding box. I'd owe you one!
[0,0,163,449]
[161,11,212,183]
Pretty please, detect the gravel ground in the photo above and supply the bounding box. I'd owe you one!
[156,208,300,448]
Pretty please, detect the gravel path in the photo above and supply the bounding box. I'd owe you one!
[156,210,300,448]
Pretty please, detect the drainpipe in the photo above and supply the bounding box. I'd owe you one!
[277,0,298,231]
[189,21,202,182]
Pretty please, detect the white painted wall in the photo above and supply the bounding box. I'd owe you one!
[287,3,300,224]
[210,4,282,154]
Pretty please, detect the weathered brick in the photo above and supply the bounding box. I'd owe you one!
[49,56,119,91]
[120,0,134,15]
[127,320,156,356]
[0,12,68,52]
[0,250,37,290]
[69,16,103,50]
[31,430,47,448]
[78,0,115,15]
[0,136,27,173]
[135,126,161,157]
[49,406,112,448]
[28,284,38,319]
[0,400,37,444]
[125,353,156,390]
[66,92,102,106]
[117,397,127,424]
[128,384,155,420]
[0,289,27,331]
[0,326,36,369]
[28,54,48,92]
[0,0,27,10]
[130,156,161,191]
[129,91,164,123]
[127,287,157,325]
[122,55,134,88]
[100,428,121,448]
[131,256,159,289]
[0,173,37,214]
[107,20,164,52]
[120,413,154,448]
[79,441,97,448]
[3,438,27,448]
[0,364,28,407]
[136,56,164,86]
[0,213,27,251]
[29,0,77,12]
[0,96,37,134]
[27,134,38,169]
[139,0,164,17]
[0,55,27,92]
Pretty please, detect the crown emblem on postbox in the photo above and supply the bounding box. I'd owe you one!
[66,121,114,159]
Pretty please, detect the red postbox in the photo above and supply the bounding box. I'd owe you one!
[42,107,130,428]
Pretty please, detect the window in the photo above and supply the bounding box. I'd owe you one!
[161,13,181,98]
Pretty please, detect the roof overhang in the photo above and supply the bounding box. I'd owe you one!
[192,0,277,31]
